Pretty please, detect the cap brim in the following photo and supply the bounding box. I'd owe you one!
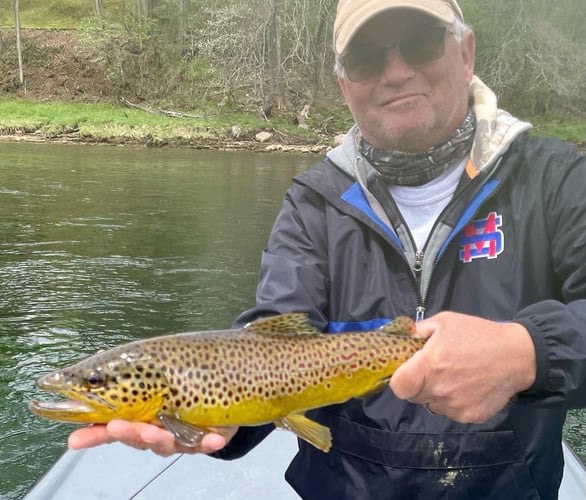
[335,0,456,55]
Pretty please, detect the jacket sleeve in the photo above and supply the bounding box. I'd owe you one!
[213,182,331,460]
[514,140,586,408]
[233,182,331,330]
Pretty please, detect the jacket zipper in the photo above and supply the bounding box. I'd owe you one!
[412,251,426,320]
[416,148,521,318]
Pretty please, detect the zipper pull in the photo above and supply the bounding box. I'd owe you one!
[415,306,426,322]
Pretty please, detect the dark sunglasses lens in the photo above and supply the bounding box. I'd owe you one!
[400,28,446,66]
[342,48,386,82]
[343,28,447,82]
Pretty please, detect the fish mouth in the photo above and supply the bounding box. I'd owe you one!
[29,398,95,414]
[29,393,117,423]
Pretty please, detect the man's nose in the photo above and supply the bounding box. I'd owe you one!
[379,48,417,83]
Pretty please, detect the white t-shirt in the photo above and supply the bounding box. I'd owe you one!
[389,159,466,251]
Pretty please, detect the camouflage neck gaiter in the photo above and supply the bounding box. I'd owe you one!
[359,109,476,186]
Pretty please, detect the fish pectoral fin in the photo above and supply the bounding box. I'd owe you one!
[356,377,391,399]
[158,414,207,447]
[277,413,332,453]
[244,313,321,337]
[378,316,417,336]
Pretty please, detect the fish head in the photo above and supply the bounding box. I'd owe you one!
[29,345,170,424]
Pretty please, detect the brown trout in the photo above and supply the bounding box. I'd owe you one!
[29,313,424,452]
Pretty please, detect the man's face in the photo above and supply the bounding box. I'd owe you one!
[338,10,475,153]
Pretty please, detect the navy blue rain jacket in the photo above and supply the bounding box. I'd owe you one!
[214,119,586,499]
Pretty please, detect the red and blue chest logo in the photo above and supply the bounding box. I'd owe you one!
[459,211,504,263]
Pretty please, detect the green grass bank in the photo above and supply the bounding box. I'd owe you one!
[0,98,583,153]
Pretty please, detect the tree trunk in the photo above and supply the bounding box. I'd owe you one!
[94,0,103,16]
[14,0,24,84]
[309,0,336,105]
[137,0,155,19]
[266,0,284,110]
[177,0,185,50]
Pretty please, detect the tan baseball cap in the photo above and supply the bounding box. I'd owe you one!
[334,0,464,55]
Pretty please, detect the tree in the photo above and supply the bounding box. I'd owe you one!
[14,0,23,84]
[461,0,586,114]
[76,0,583,118]
[137,0,156,18]
[94,0,104,17]
[265,0,284,115]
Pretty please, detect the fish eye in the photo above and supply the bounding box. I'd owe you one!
[84,371,106,389]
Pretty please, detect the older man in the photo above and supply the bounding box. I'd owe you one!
[70,1,586,498]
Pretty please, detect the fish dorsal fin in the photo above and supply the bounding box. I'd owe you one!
[244,313,321,337]
[378,316,416,336]
[158,414,206,447]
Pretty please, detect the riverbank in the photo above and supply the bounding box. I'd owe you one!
[0,97,584,155]
[0,98,339,153]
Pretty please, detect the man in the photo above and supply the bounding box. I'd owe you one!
[70,1,586,498]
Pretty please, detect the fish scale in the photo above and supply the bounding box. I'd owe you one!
[30,313,424,452]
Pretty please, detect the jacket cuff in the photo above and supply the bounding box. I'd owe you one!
[513,316,549,396]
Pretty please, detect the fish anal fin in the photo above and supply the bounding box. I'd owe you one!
[244,313,321,337]
[277,412,332,452]
[158,414,206,447]
[378,316,416,336]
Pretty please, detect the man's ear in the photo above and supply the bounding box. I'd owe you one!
[461,30,476,85]
[338,75,350,104]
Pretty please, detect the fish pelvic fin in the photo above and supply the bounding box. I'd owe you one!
[244,313,321,337]
[158,414,206,447]
[277,412,332,453]
[378,316,417,336]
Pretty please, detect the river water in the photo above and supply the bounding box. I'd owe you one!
[0,143,313,499]
[0,143,584,499]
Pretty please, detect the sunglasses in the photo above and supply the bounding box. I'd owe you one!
[341,27,449,83]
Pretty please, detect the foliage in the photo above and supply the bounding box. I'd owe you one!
[2,0,585,121]
[462,0,586,116]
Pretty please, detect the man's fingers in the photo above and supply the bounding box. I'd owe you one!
[390,350,427,401]
[68,424,116,450]
[413,320,437,339]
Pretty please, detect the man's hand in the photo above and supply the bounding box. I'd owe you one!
[68,420,238,457]
[390,311,536,423]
